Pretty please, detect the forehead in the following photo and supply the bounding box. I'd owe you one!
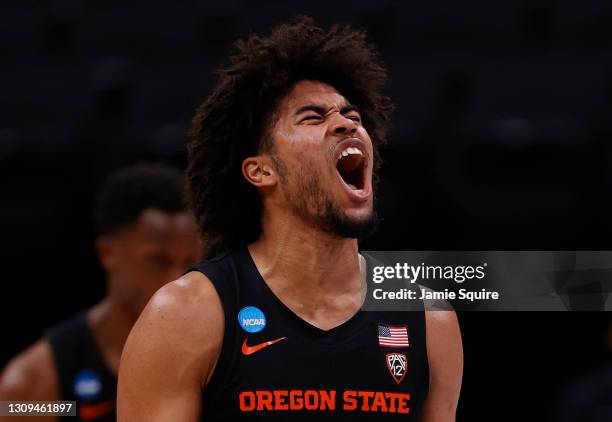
[123,209,197,243]
[278,80,350,112]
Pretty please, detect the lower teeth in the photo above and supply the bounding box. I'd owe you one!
[348,183,357,190]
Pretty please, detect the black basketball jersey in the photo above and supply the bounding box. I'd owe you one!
[194,248,429,421]
[46,312,116,422]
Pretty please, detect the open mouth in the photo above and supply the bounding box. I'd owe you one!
[336,146,366,190]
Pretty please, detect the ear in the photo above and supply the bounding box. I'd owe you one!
[241,156,277,188]
[95,236,117,271]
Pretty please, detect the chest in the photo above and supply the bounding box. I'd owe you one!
[214,308,429,418]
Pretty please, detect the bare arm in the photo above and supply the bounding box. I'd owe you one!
[0,340,60,422]
[420,309,463,422]
[117,272,224,422]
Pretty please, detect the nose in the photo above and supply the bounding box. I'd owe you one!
[328,113,358,137]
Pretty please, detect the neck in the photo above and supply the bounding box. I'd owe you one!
[87,295,135,375]
[250,207,363,302]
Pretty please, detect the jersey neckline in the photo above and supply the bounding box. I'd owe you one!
[237,246,373,340]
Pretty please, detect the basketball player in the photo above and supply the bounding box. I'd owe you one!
[118,17,463,421]
[0,164,202,421]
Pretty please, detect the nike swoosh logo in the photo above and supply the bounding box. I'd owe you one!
[241,337,286,355]
[78,400,114,420]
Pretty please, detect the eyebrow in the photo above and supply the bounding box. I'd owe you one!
[293,103,360,117]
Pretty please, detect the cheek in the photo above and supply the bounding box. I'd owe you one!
[112,251,138,276]
[277,123,326,152]
[273,131,334,182]
[284,155,330,188]
[283,142,330,172]
[118,257,166,287]
[357,128,374,152]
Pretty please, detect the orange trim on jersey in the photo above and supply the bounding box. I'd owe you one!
[78,400,114,420]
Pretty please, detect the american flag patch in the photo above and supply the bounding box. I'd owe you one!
[378,325,409,347]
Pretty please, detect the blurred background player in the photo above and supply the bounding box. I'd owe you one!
[0,163,202,421]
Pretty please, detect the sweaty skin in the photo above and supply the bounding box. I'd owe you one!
[0,210,201,422]
[117,81,463,421]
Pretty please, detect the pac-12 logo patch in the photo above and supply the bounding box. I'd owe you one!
[386,353,408,384]
[238,306,267,333]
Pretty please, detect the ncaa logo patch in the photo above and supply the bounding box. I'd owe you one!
[73,369,102,400]
[238,306,266,333]
[386,353,408,384]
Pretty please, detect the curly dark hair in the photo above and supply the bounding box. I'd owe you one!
[187,16,393,255]
[94,163,186,235]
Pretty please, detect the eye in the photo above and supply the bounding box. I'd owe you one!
[301,115,323,123]
[347,114,361,123]
[303,115,321,120]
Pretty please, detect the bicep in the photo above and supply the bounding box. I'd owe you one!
[117,275,223,422]
[117,319,202,421]
[420,310,463,422]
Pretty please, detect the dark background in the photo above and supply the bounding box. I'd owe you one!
[1,1,612,421]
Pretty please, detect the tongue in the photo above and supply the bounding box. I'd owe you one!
[338,154,363,173]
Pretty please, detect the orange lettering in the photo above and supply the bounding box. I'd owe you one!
[370,391,388,412]
[384,392,399,413]
[289,390,304,410]
[303,390,319,410]
[241,389,407,413]
[343,390,358,411]
[397,393,410,414]
[255,390,273,411]
[358,391,375,411]
[239,391,256,411]
[274,390,289,410]
[319,390,336,410]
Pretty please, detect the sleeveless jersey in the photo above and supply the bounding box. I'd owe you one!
[194,248,429,421]
[46,312,116,422]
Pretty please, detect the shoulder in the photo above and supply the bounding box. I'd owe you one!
[424,307,462,348]
[147,271,223,318]
[421,285,462,362]
[158,269,223,316]
[121,271,225,386]
[134,271,224,353]
[0,339,60,401]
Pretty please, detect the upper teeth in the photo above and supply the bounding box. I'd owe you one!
[339,147,364,159]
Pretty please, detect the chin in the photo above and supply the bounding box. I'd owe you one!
[346,205,374,221]
[340,200,374,222]
[325,206,378,239]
